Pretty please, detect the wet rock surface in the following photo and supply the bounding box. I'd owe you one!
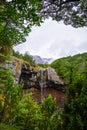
[4,57,66,91]
[19,66,66,92]
[4,57,66,107]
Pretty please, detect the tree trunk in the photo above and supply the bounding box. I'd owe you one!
[0,45,12,62]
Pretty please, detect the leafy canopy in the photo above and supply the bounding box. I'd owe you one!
[0,0,87,47]
[41,0,87,27]
[0,0,42,46]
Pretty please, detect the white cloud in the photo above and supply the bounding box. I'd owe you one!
[14,18,87,59]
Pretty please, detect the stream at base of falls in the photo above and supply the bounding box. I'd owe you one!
[31,87,66,108]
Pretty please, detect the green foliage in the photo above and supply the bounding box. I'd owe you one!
[38,64,49,68]
[0,0,43,46]
[0,0,87,48]
[42,0,87,27]
[14,93,40,130]
[14,94,61,130]
[0,123,19,130]
[13,50,23,59]
[66,74,84,101]
[23,52,36,66]
[51,53,87,130]
[0,65,22,124]
[1,52,87,130]
[61,69,87,130]
[62,94,87,130]
[0,55,61,130]
[41,95,57,117]
[51,53,87,83]
[0,53,10,62]
[0,67,61,130]
[39,95,61,130]
[13,50,36,66]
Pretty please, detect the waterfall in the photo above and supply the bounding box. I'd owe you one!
[39,68,47,102]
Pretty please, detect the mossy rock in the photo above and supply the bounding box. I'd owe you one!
[0,123,19,130]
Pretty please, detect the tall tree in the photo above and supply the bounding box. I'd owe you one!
[0,0,42,47]
[0,66,21,124]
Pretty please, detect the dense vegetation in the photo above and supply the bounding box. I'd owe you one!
[42,0,87,27]
[51,52,87,130]
[0,0,87,129]
[0,0,42,46]
[0,0,87,53]
[13,50,36,66]
[51,53,87,83]
[0,66,61,129]
[0,52,87,129]
[38,63,49,68]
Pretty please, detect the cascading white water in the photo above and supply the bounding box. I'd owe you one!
[40,68,47,102]
[40,68,44,102]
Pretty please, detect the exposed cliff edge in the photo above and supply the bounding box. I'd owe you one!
[4,57,66,92]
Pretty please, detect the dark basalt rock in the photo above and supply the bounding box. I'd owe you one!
[47,80,66,92]
[5,57,66,92]
[19,64,38,89]
[18,65,66,92]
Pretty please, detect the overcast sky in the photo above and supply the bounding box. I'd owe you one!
[14,18,87,60]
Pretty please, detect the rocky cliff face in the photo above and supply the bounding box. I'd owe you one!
[4,57,66,92]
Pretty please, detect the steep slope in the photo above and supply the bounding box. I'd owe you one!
[51,53,87,83]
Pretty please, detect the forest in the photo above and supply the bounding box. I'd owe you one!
[0,0,87,130]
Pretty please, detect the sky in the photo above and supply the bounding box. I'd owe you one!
[14,18,87,60]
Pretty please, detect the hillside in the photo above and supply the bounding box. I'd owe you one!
[51,53,87,83]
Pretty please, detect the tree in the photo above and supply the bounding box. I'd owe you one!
[41,0,87,27]
[0,65,21,124]
[0,0,42,47]
[40,95,59,130]
[0,0,87,55]
[23,52,36,66]
[14,93,40,130]
[13,51,36,66]
[62,73,87,130]
[0,0,87,48]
